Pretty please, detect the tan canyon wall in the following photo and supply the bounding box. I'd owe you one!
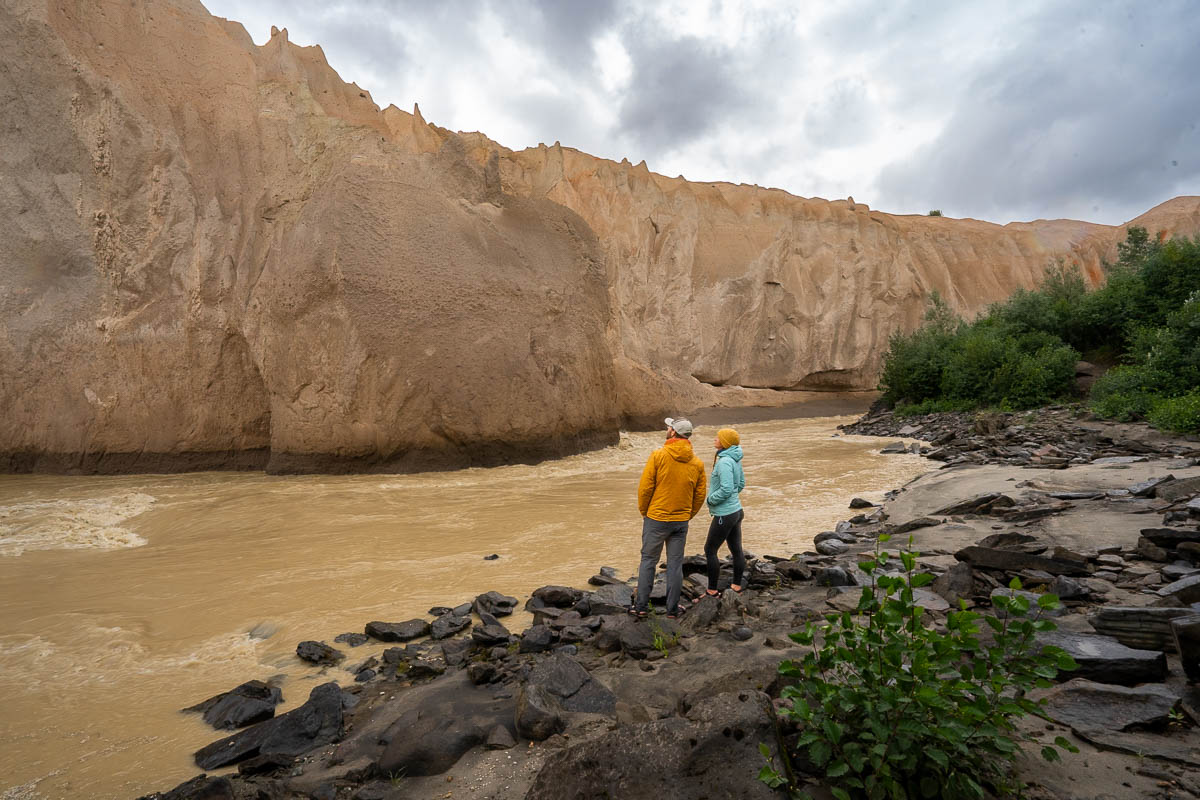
[1,0,1197,472]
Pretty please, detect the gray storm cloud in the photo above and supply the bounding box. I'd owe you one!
[202,0,1198,224]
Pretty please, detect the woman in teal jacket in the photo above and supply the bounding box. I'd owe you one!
[698,428,746,598]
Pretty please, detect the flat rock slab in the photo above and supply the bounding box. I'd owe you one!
[429,615,471,640]
[1156,574,1200,605]
[955,545,1090,576]
[1141,527,1200,548]
[890,516,941,534]
[365,619,430,642]
[1038,632,1168,686]
[1158,476,1200,502]
[183,680,282,731]
[1043,678,1179,733]
[994,501,1073,522]
[934,492,1015,516]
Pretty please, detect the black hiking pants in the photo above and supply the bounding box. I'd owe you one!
[704,508,745,591]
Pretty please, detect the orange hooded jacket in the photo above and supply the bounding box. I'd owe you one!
[637,438,708,521]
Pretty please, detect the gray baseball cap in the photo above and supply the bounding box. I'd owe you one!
[665,417,693,437]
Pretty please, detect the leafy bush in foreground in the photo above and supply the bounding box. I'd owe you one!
[760,537,1077,800]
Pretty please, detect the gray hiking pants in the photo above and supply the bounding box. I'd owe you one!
[635,517,689,613]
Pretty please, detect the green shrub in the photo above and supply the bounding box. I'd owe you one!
[991,343,1079,409]
[878,293,961,406]
[928,210,943,217]
[1089,365,1157,421]
[759,538,1077,800]
[1148,390,1200,434]
[893,398,978,417]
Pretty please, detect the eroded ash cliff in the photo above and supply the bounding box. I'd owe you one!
[2,0,1198,472]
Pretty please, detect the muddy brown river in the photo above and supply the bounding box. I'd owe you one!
[0,415,927,799]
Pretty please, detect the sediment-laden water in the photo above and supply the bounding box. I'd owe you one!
[0,415,926,800]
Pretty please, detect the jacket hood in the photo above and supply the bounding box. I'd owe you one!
[663,438,696,462]
[718,444,743,462]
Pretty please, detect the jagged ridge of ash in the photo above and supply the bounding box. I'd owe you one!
[1,0,1198,473]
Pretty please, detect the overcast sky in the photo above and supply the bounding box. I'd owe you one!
[203,0,1198,225]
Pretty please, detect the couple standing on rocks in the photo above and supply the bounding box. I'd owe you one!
[630,416,747,618]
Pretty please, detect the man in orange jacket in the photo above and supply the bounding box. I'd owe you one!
[632,416,707,618]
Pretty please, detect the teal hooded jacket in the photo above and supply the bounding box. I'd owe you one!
[706,445,745,516]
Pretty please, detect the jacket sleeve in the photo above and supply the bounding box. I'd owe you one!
[637,452,657,517]
[691,461,708,518]
[706,460,732,508]
[736,463,746,493]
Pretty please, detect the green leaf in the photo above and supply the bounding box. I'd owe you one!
[831,789,852,800]
[827,760,850,778]
[811,739,832,767]
[1037,593,1061,609]
[1041,745,1061,763]
[911,573,935,588]
[926,748,949,768]
[879,533,892,543]
[1009,576,1023,591]
[758,741,771,758]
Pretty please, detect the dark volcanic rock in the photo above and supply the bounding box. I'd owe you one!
[473,590,518,617]
[527,653,616,714]
[587,583,633,615]
[333,632,369,647]
[429,614,471,640]
[932,562,974,606]
[471,623,511,647]
[815,566,859,587]
[520,624,557,653]
[532,585,585,607]
[296,640,345,665]
[406,659,446,680]
[440,639,471,667]
[515,683,566,741]
[815,538,849,556]
[138,774,235,800]
[525,690,780,800]
[194,682,343,770]
[955,545,1090,576]
[595,615,681,660]
[486,724,516,750]
[376,673,517,777]
[1038,632,1168,686]
[183,679,283,731]
[364,619,430,642]
[849,497,876,509]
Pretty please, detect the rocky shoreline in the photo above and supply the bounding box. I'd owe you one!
[140,406,1200,800]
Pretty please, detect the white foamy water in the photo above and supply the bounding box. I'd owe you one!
[0,415,928,799]
[0,493,155,557]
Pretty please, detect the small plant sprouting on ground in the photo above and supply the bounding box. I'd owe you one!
[649,620,672,658]
[759,534,1078,799]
